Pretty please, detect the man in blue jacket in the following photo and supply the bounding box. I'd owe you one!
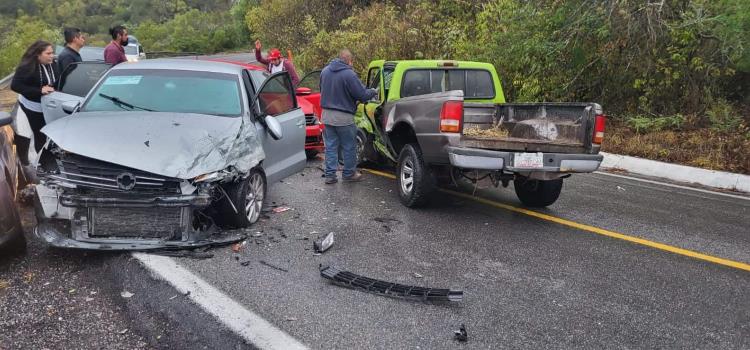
[320,49,377,184]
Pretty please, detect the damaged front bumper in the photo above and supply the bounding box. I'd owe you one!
[32,151,247,251]
[34,184,246,250]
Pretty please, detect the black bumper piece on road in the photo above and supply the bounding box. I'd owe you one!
[320,265,464,302]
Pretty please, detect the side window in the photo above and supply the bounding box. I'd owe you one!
[58,62,112,97]
[297,71,321,92]
[258,72,296,117]
[383,67,395,91]
[248,70,269,92]
[401,70,431,98]
[366,68,380,89]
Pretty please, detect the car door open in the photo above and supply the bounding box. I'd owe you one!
[41,62,111,124]
[254,71,306,184]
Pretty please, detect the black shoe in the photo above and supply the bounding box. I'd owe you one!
[325,177,338,185]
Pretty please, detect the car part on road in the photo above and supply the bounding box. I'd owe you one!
[319,265,464,302]
[454,324,468,342]
[313,232,334,253]
[272,206,292,213]
[260,260,289,272]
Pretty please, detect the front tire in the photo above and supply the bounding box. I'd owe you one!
[397,144,434,208]
[338,129,367,166]
[305,150,319,160]
[215,169,266,228]
[513,175,563,207]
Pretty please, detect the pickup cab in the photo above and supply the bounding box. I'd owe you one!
[356,60,606,208]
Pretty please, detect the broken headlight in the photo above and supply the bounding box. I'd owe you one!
[192,167,239,184]
[193,171,226,184]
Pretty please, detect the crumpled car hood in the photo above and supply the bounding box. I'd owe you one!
[42,111,265,179]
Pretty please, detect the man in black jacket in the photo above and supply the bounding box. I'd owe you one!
[57,28,85,73]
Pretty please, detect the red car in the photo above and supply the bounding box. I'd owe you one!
[206,59,324,159]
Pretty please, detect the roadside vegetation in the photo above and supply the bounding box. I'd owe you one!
[0,0,747,173]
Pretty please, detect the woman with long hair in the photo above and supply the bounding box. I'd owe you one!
[11,40,59,165]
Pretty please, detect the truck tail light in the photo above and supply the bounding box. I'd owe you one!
[440,101,463,133]
[593,114,606,144]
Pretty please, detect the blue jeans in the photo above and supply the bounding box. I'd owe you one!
[323,123,357,179]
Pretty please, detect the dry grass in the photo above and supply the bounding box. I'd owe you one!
[464,126,510,138]
[603,125,750,174]
[0,89,16,112]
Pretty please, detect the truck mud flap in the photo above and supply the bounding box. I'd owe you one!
[319,265,463,302]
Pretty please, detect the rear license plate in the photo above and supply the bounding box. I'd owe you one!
[513,152,544,169]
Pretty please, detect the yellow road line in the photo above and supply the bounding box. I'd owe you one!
[362,168,750,272]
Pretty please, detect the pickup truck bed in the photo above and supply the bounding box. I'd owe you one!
[461,103,599,154]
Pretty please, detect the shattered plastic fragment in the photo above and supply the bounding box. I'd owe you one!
[313,232,335,253]
[319,265,464,302]
[454,324,468,342]
[260,260,289,272]
[121,291,134,298]
[231,240,248,253]
[272,206,292,213]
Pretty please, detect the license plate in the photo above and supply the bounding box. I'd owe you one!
[513,152,544,169]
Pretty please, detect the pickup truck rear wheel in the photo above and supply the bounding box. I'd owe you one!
[397,144,434,207]
[215,169,266,228]
[513,175,563,207]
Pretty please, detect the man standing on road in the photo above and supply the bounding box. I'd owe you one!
[319,49,377,184]
[254,40,299,86]
[57,27,85,73]
[104,25,128,65]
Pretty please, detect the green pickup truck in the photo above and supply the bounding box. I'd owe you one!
[352,59,606,208]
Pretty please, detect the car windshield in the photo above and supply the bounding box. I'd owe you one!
[83,69,242,116]
[124,45,138,55]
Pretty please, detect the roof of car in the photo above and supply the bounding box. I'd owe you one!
[111,58,245,75]
[205,59,266,71]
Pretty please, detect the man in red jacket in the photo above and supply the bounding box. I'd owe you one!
[254,40,300,86]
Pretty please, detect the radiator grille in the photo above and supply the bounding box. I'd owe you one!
[89,207,184,239]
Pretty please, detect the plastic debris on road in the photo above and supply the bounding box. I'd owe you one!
[272,206,292,213]
[313,232,334,253]
[120,291,134,298]
[260,260,289,272]
[320,265,464,302]
[454,324,468,342]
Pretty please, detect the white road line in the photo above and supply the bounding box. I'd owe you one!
[132,253,309,350]
[594,171,750,201]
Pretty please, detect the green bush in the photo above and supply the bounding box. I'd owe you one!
[627,115,686,134]
[707,99,743,133]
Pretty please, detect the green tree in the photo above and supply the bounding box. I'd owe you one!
[0,15,59,76]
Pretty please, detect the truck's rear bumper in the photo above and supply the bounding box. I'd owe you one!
[446,146,603,173]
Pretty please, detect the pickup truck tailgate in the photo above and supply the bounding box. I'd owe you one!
[461,103,601,154]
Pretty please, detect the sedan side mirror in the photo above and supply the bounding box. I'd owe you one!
[0,112,11,126]
[62,101,79,114]
[264,115,283,140]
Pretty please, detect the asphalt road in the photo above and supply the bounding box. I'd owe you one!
[177,160,750,349]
